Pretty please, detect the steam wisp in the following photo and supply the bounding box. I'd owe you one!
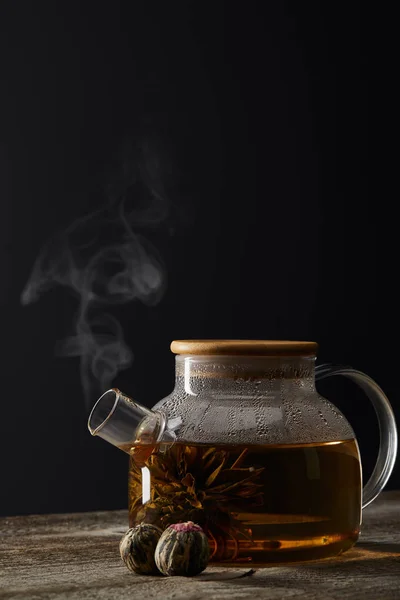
[21,141,168,408]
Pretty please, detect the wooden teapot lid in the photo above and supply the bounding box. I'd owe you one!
[170,340,318,357]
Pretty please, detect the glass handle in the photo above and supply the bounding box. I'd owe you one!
[315,364,398,508]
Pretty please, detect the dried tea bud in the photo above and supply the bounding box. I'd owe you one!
[119,524,162,575]
[155,521,210,577]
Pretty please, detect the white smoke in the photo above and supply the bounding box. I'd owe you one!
[21,139,168,409]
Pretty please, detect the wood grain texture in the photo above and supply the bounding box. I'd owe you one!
[170,340,318,356]
[1,491,399,600]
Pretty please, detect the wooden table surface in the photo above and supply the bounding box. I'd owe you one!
[1,491,399,600]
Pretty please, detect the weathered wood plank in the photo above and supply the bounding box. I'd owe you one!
[1,492,399,599]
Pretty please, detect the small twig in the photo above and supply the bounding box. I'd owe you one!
[236,568,256,578]
[198,568,257,581]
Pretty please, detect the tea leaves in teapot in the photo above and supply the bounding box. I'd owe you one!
[128,442,266,554]
[128,439,362,564]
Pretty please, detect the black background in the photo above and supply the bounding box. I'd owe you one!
[0,2,397,517]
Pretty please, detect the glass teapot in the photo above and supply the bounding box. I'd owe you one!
[88,340,397,564]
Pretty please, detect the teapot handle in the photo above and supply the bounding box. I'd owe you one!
[315,364,398,508]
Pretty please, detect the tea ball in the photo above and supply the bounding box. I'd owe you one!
[119,523,163,575]
[155,521,210,577]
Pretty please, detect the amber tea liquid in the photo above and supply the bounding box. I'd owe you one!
[128,439,361,564]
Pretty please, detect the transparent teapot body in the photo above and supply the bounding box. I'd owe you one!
[127,356,362,563]
[89,342,397,565]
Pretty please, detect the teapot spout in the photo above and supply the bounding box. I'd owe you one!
[88,388,169,454]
